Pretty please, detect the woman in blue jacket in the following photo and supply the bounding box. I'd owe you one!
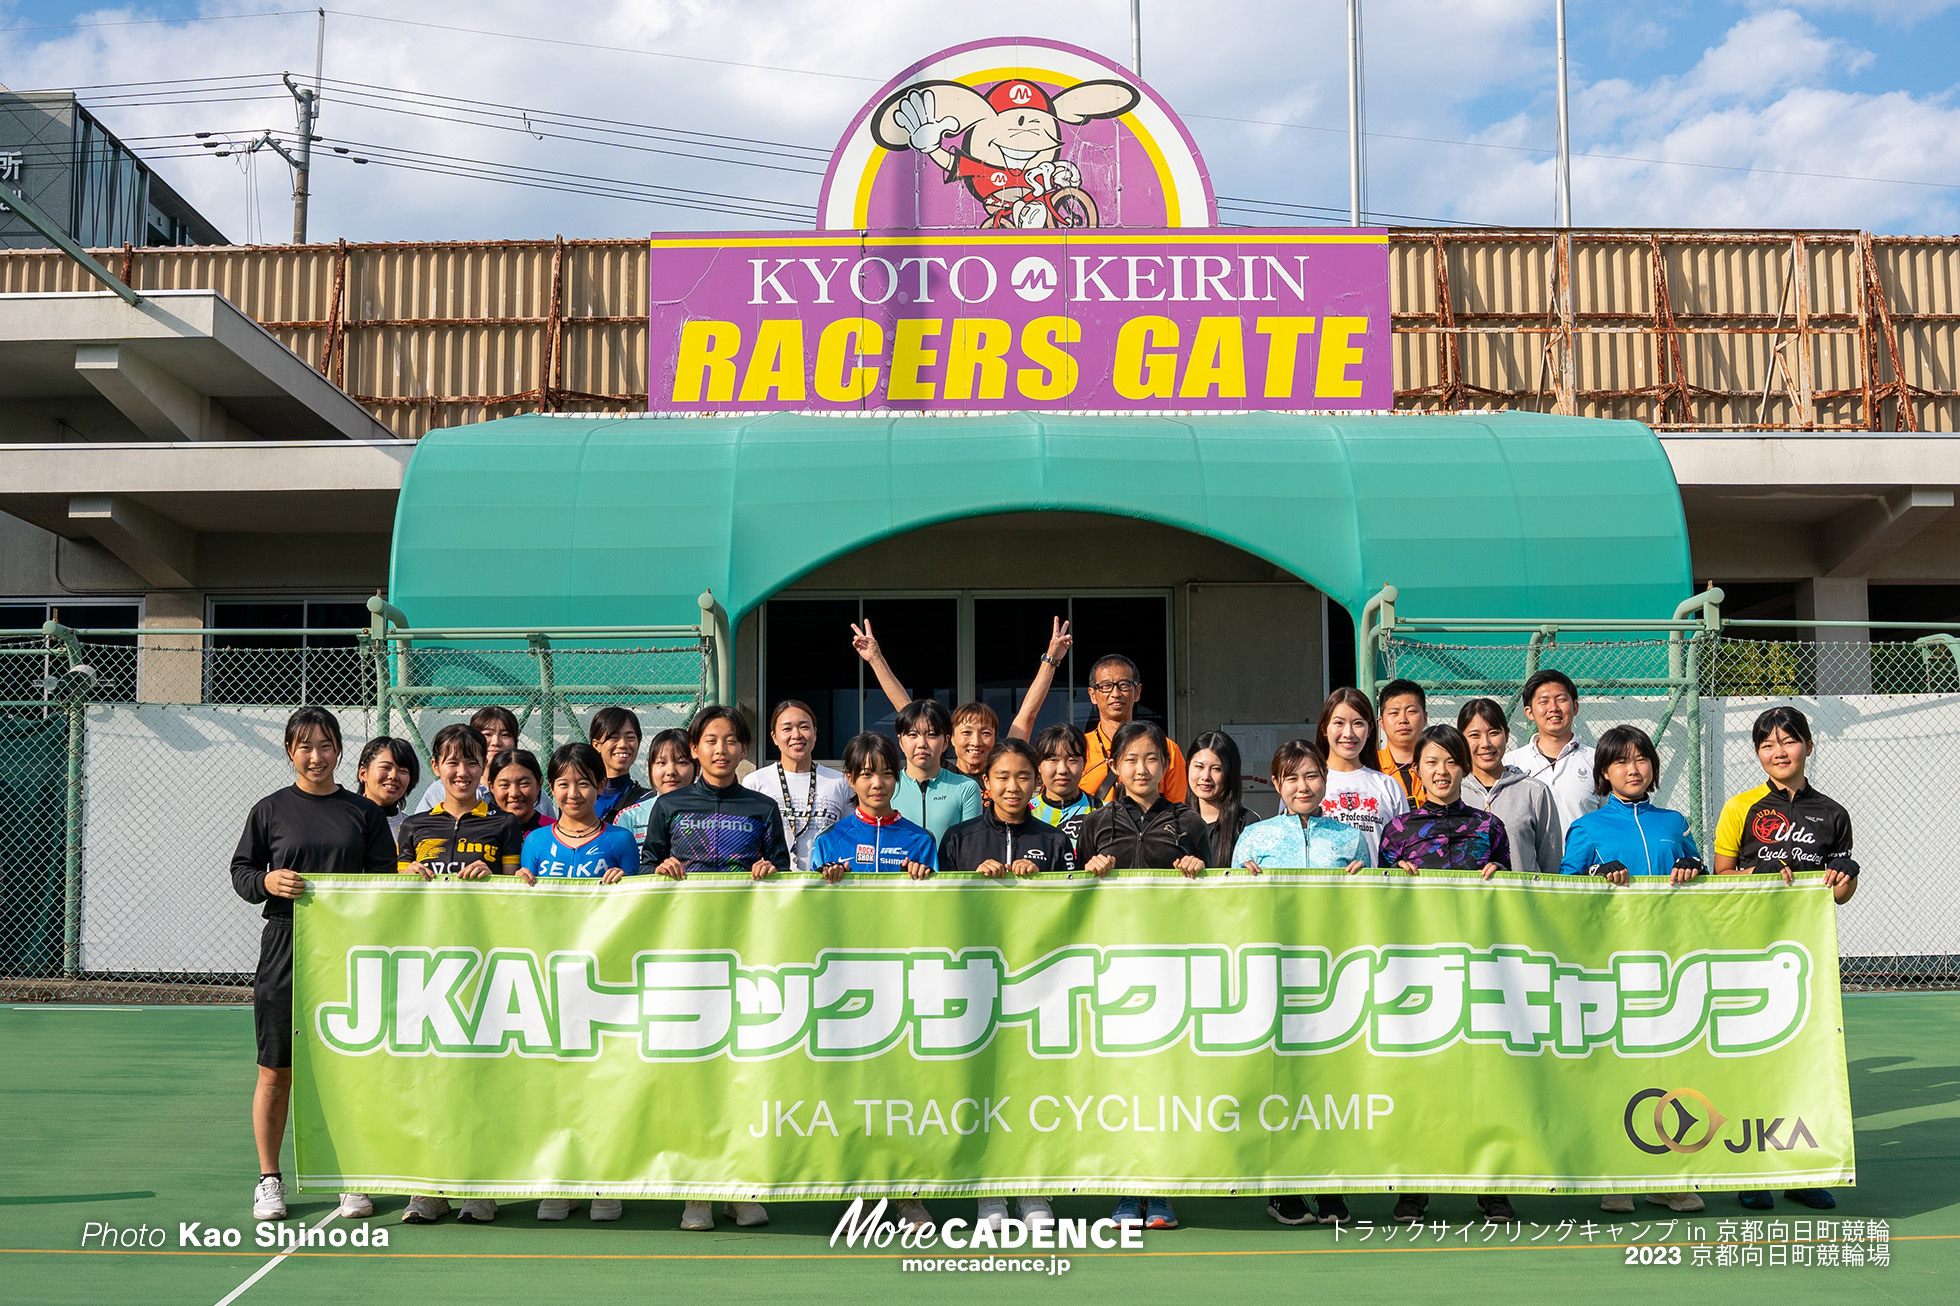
[1559,723,1706,1218]
[1560,725,1704,885]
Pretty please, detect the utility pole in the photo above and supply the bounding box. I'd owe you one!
[1347,0,1363,226]
[285,9,325,243]
[1130,0,1142,77]
[1555,0,1572,227]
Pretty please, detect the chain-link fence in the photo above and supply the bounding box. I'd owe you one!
[0,628,711,1005]
[1380,632,1960,990]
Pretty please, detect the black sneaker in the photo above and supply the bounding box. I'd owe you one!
[1314,1195,1352,1226]
[1267,1195,1315,1226]
[1478,1195,1518,1223]
[1391,1194,1429,1224]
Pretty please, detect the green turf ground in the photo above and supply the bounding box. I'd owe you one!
[2,993,1953,1305]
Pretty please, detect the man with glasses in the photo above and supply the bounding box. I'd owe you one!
[1080,654,1187,803]
[1502,669,1598,833]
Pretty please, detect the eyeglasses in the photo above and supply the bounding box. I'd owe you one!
[1089,679,1140,694]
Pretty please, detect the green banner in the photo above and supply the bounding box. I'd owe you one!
[293,871,1854,1199]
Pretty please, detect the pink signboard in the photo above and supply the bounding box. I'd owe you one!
[648,37,1390,414]
[648,229,1392,413]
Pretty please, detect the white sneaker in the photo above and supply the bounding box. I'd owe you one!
[456,1198,498,1224]
[336,1193,373,1219]
[1600,1195,1636,1214]
[1647,1192,1705,1212]
[976,1196,1009,1230]
[1017,1196,1055,1226]
[681,1201,715,1231]
[589,1199,624,1222]
[723,1201,768,1227]
[401,1195,450,1224]
[252,1176,287,1221]
[537,1199,574,1221]
[893,1199,934,1230]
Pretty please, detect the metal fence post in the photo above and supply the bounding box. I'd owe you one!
[1357,585,1397,699]
[41,620,89,980]
[62,691,84,979]
[531,634,556,753]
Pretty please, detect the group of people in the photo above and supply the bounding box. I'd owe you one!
[230,618,1863,1236]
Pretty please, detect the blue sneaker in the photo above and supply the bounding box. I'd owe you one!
[1144,1197,1179,1229]
[1784,1189,1836,1209]
[1112,1195,1145,1224]
[1738,1191,1774,1210]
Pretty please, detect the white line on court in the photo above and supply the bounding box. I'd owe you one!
[212,1209,340,1306]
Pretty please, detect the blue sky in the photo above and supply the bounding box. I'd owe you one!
[3,2,1958,241]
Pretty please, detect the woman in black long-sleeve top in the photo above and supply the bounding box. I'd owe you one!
[230,707,393,1223]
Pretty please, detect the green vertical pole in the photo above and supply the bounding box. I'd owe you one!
[532,634,556,754]
[62,694,83,979]
[1685,630,1706,853]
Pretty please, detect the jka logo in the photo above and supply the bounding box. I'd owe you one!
[1005,81,1035,106]
[1623,1087,1819,1155]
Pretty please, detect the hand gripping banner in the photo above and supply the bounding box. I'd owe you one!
[293,872,1855,1200]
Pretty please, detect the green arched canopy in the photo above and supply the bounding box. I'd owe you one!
[389,410,1691,630]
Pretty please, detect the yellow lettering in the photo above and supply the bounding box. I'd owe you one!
[1016,316,1080,400]
[944,319,1012,401]
[1113,316,1179,400]
[1255,316,1317,398]
[671,320,741,403]
[736,319,807,402]
[1314,316,1368,398]
[1178,317,1246,399]
[813,317,884,402]
[888,318,943,401]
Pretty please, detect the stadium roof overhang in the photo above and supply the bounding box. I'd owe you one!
[387,410,1697,629]
[0,289,389,443]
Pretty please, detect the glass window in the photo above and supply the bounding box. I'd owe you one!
[1068,596,1172,734]
[974,595,1070,733]
[0,601,139,707]
[206,599,371,706]
[761,597,957,760]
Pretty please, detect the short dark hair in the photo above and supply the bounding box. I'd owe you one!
[894,698,952,738]
[1593,725,1660,798]
[1108,719,1168,764]
[951,701,999,732]
[357,735,418,789]
[688,703,752,748]
[469,705,521,739]
[588,705,643,745]
[1414,723,1472,773]
[487,747,541,787]
[1089,654,1139,684]
[767,699,815,735]
[646,726,692,768]
[430,722,487,765]
[1033,722,1087,761]
[980,737,1040,778]
[1457,697,1509,735]
[284,706,342,754]
[1521,669,1579,707]
[1270,738,1327,784]
[547,741,606,789]
[1751,705,1814,750]
[1377,678,1427,712]
[1315,687,1382,771]
[842,731,903,779]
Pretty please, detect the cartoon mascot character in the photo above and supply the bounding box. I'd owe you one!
[870,77,1141,229]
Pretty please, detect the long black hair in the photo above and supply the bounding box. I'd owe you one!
[1186,730,1245,867]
